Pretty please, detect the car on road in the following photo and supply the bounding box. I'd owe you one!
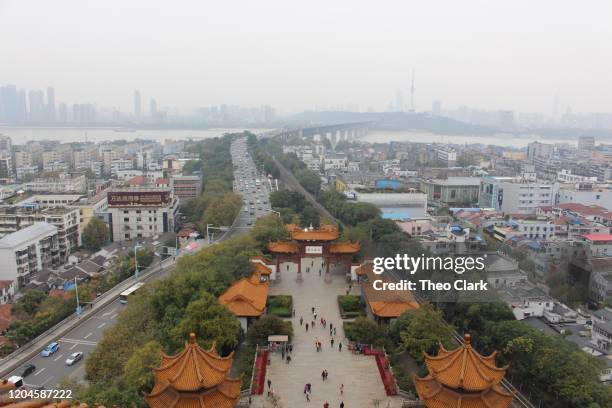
[18,364,36,377]
[7,376,23,388]
[40,342,59,357]
[65,351,84,366]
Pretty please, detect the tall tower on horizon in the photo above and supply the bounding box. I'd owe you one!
[410,68,415,112]
[134,90,141,120]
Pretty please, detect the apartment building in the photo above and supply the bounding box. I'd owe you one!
[479,176,556,214]
[0,222,61,289]
[107,187,179,242]
[171,175,202,202]
[22,174,87,193]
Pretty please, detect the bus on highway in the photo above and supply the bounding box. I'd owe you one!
[119,282,145,304]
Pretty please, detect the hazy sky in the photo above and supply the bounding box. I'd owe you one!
[1,0,611,114]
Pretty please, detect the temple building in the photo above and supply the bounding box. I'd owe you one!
[414,334,514,408]
[219,258,271,331]
[357,260,420,323]
[267,224,360,280]
[145,333,242,408]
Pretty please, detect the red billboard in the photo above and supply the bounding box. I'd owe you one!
[108,190,171,207]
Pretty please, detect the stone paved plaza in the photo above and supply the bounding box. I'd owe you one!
[252,257,404,408]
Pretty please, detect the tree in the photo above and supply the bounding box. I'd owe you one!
[246,315,293,346]
[122,340,162,395]
[344,317,387,346]
[170,292,240,355]
[11,289,46,318]
[398,304,454,362]
[294,168,321,197]
[82,217,109,251]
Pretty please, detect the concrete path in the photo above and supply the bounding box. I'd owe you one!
[253,257,403,408]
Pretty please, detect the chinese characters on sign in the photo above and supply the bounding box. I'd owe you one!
[108,191,170,206]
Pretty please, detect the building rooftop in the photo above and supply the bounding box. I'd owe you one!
[0,222,57,248]
[425,177,481,186]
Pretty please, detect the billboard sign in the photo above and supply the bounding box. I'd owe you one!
[108,191,171,207]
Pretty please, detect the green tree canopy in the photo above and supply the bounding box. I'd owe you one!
[82,217,109,251]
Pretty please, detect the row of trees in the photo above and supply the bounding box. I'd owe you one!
[69,215,289,407]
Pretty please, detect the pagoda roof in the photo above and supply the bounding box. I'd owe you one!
[218,273,269,317]
[360,262,419,318]
[252,262,272,275]
[268,241,299,253]
[153,334,236,391]
[424,334,508,391]
[146,334,241,408]
[414,375,513,408]
[329,242,361,254]
[287,224,339,241]
[146,376,241,408]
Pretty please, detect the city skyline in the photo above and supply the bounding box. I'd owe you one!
[1,0,611,114]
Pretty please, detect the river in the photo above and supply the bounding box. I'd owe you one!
[0,126,272,144]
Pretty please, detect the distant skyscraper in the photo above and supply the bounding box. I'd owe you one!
[134,90,141,120]
[58,102,68,123]
[150,98,157,117]
[17,89,27,122]
[432,100,441,115]
[47,87,56,122]
[410,69,415,112]
[395,90,404,112]
[28,89,45,122]
[0,85,18,123]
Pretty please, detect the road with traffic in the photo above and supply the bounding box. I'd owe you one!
[4,136,269,390]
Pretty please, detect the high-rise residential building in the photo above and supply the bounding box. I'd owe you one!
[16,89,27,122]
[58,102,68,123]
[150,98,157,117]
[0,85,18,123]
[134,90,141,120]
[47,86,56,122]
[28,89,45,122]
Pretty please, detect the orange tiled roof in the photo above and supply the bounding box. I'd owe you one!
[145,333,241,408]
[414,375,513,408]
[252,262,272,276]
[329,242,360,253]
[359,262,419,318]
[268,241,299,253]
[288,224,339,241]
[218,275,269,317]
[368,300,419,317]
[425,334,508,391]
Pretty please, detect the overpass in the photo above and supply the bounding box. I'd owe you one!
[260,121,371,147]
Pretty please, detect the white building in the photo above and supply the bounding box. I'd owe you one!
[436,147,457,167]
[479,176,556,214]
[0,223,60,290]
[557,170,598,183]
[557,183,612,211]
[22,175,87,193]
[107,187,179,242]
[322,154,348,171]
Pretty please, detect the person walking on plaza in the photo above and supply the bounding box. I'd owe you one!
[300,316,303,326]
[267,379,271,389]
[312,306,315,314]
[324,402,329,408]
[338,342,342,352]
[339,402,344,408]
[339,383,344,395]
[306,322,309,332]
[331,338,335,348]
[321,370,326,381]
[314,311,317,320]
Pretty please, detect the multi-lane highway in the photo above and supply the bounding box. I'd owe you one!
[5,136,270,390]
[230,137,274,228]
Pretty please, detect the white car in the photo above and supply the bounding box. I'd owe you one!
[65,352,84,366]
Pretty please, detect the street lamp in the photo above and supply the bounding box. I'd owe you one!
[74,277,82,315]
[134,242,143,279]
[206,224,229,244]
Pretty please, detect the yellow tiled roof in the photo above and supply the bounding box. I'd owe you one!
[414,375,514,408]
[425,334,508,391]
